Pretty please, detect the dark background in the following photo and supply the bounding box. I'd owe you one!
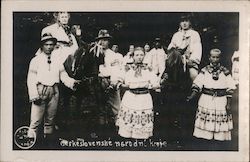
[13,12,239,150]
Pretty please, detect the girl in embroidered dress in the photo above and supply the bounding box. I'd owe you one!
[115,47,160,139]
[187,48,236,141]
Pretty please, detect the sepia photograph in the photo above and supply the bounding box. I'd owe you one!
[1,1,249,162]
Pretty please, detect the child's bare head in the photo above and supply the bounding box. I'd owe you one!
[209,48,221,66]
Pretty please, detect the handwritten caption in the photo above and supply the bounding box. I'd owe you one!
[59,138,167,148]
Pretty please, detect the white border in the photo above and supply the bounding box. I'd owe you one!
[1,1,249,162]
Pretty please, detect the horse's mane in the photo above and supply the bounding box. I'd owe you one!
[166,48,183,69]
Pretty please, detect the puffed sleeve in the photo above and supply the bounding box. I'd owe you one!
[59,64,76,90]
[192,70,205,92]
[27,57,39,102]
[112,65,126,89]
[110,67,125,84]
[189,31,202,65]
[148,69,160,89]
[167,33,178,50]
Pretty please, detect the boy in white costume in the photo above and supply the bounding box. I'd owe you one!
[168,15,202,81]
[146,38,167,83]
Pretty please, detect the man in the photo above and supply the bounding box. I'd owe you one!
[147,38,167,85]
[143,38,167,130]
[92,30,122,125]
[40,12,81,130]
[110,44,124,82]
[27,33,80,141]
[111,44,124,65]
[168,15,202,81]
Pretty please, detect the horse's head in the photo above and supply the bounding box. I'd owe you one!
[166,48,183,68]
[161,48,191,89]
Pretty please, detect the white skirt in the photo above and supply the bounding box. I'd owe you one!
[116,91,154,139]
[193,94,233,141]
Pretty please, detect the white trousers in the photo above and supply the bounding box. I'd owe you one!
[28,85,59,138]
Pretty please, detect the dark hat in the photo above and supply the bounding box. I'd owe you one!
[95,29,112,40]
[180,15,192,22]
[41,33,57,44]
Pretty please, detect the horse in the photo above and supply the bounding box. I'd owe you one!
[159,47,194,145]
[59,42,113,136]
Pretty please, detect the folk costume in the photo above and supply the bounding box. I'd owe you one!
[116,63,159,139]
[145,47,167,80]
[168,27,202,80]
[93,30,123,120]
[99,48,123,118]
[27,43,77,138]
[191,64,236,141]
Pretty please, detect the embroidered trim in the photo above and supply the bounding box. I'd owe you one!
[195,106,233,132]
[116,106,154,134]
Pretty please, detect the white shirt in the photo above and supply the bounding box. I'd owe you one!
[168,29,202,65]
[99,49,124,80]
[145,48,167,78]
[27,49,75,101]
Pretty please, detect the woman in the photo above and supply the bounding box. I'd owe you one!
[41,12,79,63]
[116,47,160,139]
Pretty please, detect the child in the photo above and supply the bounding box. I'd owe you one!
[187,48,236,141]
[115,47,160,139]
